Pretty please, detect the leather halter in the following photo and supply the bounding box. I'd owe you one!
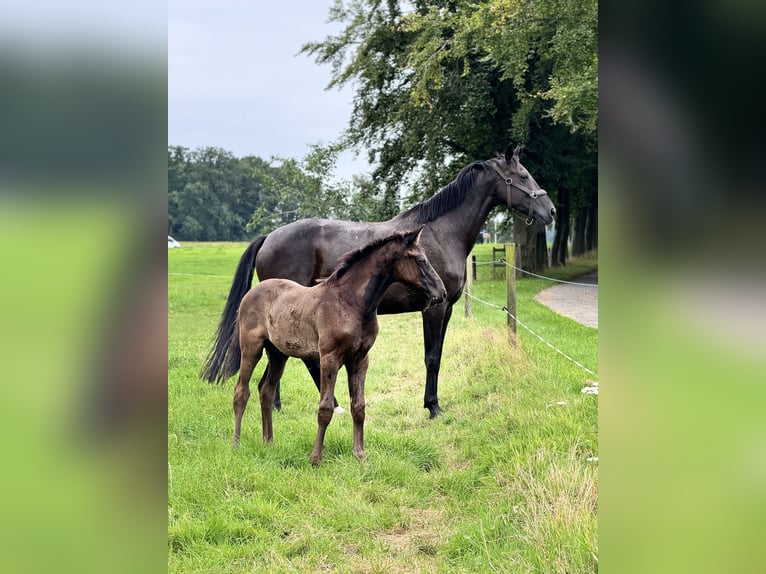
[488,161,548,226]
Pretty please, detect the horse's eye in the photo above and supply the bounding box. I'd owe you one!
[521,173,529,180]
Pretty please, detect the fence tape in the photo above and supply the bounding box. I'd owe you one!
[471,258,598,287]
[501,260,598,287]
[169,272,232,278]
[465,292,599,379]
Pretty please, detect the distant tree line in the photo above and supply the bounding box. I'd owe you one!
[168,144,390,241]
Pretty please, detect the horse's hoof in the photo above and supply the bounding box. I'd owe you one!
[427,404,442,419]
[334,405,346,414]
[310,454,322,467]
[353,449,367,461]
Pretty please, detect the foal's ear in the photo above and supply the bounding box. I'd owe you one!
[404,226,425,245]
[504,143,521,163]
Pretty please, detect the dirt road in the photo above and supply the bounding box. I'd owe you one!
[534,271,598,328]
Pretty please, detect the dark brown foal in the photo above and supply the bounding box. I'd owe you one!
[225,227,446,465]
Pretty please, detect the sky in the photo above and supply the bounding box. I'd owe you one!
[168,0,369,180]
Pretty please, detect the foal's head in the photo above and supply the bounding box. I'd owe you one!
[392,227,447,308]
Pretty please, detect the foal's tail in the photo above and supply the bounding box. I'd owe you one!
[200,235,267,383]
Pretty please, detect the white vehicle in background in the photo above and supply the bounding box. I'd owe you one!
[168,236,181,248]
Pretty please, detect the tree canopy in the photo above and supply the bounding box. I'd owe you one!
[302,0,597,265]
[169,0,597,264]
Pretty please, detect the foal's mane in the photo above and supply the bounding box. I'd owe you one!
[403,161,489,224]
[323,231,410,286]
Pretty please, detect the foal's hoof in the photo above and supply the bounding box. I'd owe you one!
[353,449,367,461]
[310,454,322,467]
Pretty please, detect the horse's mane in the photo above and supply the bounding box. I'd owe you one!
[323,231,410,286]
[403,161,488,223]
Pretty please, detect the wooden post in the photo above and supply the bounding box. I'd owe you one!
[505,243,516,340]
[464,253,473,317]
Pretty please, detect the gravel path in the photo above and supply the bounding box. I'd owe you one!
[534,271,598,328]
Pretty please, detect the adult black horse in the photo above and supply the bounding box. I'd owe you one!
[202,144,556,418]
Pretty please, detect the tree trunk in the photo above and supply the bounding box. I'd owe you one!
[585,199,598,251]
[571,208,587,256]
[536,226,548,270]
[551,188,570,266]
[513,220,547,275]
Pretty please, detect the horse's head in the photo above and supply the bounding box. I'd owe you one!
[490,144,556,226]
[394,227,447,308]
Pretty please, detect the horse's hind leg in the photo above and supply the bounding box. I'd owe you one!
[259,343,287,443]
[346,355,369,460]
[233,334,264,447]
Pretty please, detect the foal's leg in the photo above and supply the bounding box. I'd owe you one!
[259,345,287,443]
[303,359,342,411]
[273,359,341,412]
[346,355,369,460]
[310,353,341,466]
[233,337,264,447]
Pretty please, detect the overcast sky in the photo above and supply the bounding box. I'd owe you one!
[169,0,368,180]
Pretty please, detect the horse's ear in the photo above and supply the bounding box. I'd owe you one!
[504,143,520,163]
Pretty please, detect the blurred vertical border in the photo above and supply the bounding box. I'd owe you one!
[0,2,166,573]
[601,0,766,572]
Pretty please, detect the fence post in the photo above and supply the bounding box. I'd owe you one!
[464,253,473,317]
[505,243,516,341]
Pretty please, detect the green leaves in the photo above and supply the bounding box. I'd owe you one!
[302,0,597,210]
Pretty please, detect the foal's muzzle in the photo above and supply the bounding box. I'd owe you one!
[428,289,448,307]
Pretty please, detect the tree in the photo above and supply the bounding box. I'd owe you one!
[168,146,273,240]
[302,0,597,268]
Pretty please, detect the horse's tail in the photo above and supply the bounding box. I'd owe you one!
[200,235,267,383]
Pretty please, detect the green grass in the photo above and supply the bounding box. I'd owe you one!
[169,242,598,573]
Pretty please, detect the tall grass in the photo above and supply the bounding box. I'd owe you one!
[169,242,598,573]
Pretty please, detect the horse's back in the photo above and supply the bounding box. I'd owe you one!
[240,278,305,320]
[240,278,323,359]
[256,218,395,285]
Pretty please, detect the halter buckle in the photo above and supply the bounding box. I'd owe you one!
[505,177,512,185]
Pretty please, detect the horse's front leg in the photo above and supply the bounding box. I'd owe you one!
[303,359,342,412]
[346,354,369,460]
[310,353,340,466]
[422,304,453,418]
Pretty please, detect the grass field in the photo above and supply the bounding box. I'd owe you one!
[168,242,598,573]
